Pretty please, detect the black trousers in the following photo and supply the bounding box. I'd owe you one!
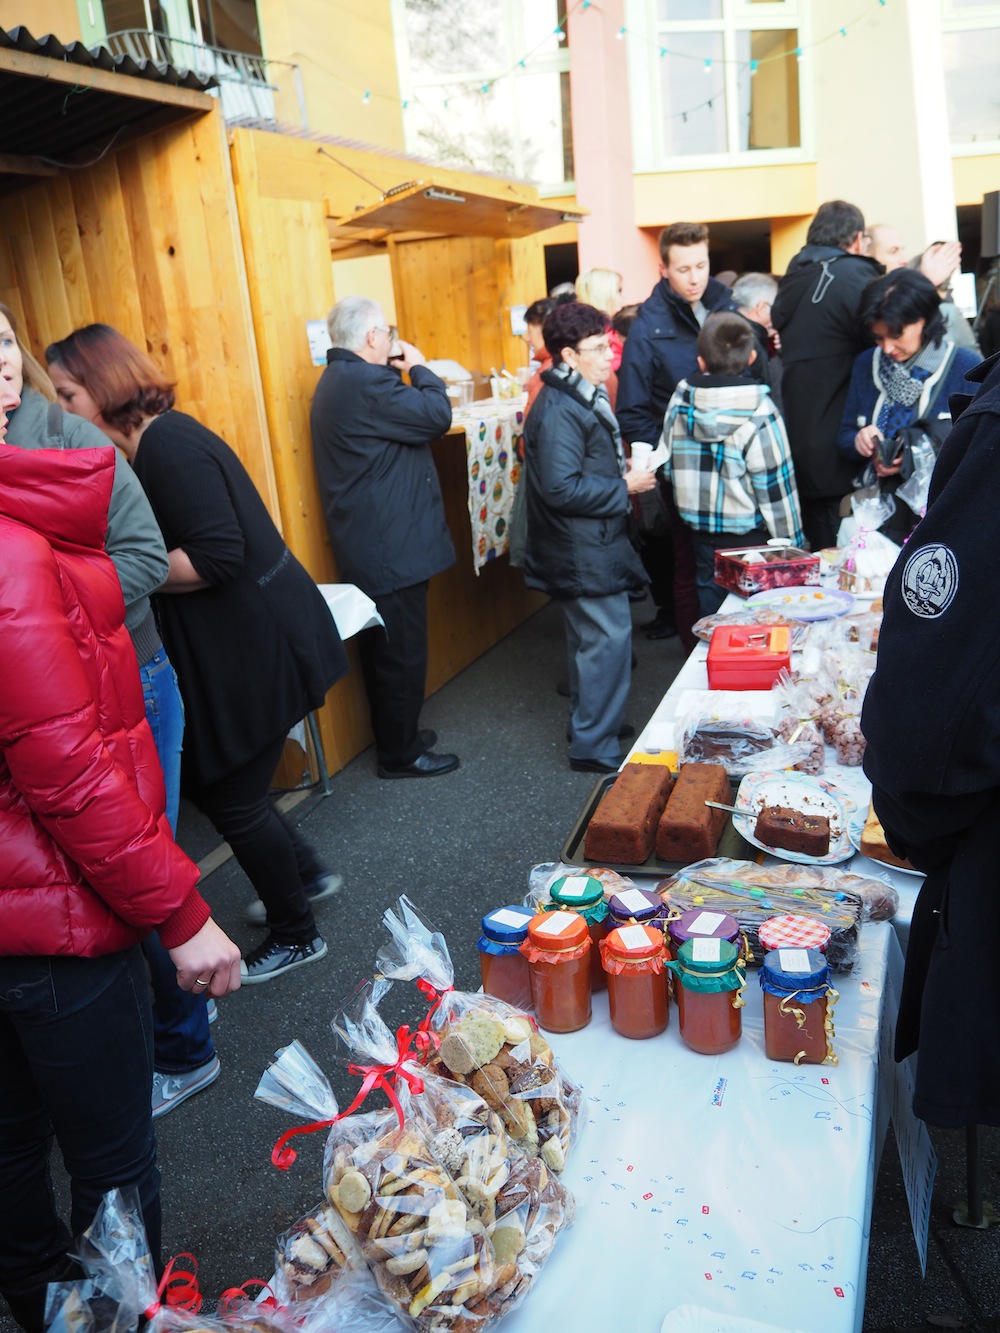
[358,581,429,769]
[188,735,319,943]
[800,495,844,552]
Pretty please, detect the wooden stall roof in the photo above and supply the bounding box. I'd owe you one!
[330,181,583,241]
[0,25,216,191]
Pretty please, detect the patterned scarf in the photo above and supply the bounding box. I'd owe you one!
[875,338,949,439]
[548,361,626,476]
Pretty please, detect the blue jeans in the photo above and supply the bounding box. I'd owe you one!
[0,948,161,1333]
[138,648,213,1074]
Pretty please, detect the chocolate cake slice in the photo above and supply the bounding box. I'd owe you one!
[753,804,830,856]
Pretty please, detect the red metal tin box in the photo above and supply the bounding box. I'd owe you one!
[714,545,820,599]
[706,624,792,691]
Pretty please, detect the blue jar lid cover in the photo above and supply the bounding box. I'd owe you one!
[760,948,829,993]
[481,905,535,945]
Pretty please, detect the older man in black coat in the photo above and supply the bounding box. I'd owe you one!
[310,296,458,778]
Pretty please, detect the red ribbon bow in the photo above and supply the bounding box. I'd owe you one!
[270,1029,428,1171]
[144,1253,202,1319]
[217,1279,279,1314]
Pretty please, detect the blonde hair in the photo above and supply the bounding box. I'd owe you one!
[575,268,622,319]
[0,302,57,401]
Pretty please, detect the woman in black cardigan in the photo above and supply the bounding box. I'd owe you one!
[46,325,348,984]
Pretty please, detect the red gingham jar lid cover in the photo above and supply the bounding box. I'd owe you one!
[758,914,831,952]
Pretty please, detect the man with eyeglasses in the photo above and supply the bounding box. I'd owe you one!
[522,301,657,774]
[310,296,459,779]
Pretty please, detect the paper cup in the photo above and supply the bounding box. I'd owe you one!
[630,442,653,472]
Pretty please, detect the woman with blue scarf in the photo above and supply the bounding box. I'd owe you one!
[837,269,980,539]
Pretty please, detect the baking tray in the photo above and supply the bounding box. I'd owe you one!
[560,773,759,877]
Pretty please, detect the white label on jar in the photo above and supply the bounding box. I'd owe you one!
[617,889,652,913]
[559,876,591,899]
[536,911,577,937]
[490,909,530,929]
[692,937,722,963]
[688,911,726,936]
[778,948,811,974]
[617,924,651,951]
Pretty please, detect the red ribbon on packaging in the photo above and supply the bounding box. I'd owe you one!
[217,1279,278,1314]
[270,1030,427,1171]
[143,1252,202,1319]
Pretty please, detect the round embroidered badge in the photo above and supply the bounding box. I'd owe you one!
[900,544,959,618]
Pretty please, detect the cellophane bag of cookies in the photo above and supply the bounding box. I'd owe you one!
[331,985,574,1324]
[376,897,581,1175]
[771,673,825,776]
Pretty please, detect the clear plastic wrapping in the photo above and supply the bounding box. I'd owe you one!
[659,857,895,971]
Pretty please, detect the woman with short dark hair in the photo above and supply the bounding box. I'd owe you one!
[522,302,656,773]
[46,324,349,984]
[837,269,981,539]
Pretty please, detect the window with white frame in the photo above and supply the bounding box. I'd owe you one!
[941,0,1000,147]
[80,0,261,55]
[627,0,806,168]
[390,0,574,191]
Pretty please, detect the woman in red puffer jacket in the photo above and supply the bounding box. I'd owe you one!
[0,431,241,1333]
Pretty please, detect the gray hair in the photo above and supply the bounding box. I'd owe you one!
[326,296,384,352]
[732,272,778,313]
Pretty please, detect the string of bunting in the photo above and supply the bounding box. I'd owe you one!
[343,0,892,130]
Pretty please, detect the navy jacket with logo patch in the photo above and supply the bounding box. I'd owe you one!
[862,350,1000,798]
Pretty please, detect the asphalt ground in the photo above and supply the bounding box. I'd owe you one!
[3,598,999,1332]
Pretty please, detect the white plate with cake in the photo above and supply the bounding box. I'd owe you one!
[732,771,856,865]
[847,808,924,877]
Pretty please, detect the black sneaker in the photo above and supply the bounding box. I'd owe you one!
[244,872,343,927]
[239,935,328,984]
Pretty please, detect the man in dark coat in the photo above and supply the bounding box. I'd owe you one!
[617,221,738,651]
[310,297,459,778]
[862,350,1000,1127]
[771,199,883,551]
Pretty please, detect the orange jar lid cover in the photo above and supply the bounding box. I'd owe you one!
[604,923,663,960]
[526,909,589,950]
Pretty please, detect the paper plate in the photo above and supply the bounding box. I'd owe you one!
[847,811,925,878]
[745,585,855,621]
[733,770,856,865]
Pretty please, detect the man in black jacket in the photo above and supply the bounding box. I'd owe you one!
[771,200,883,550]
[310,297,459,779]
[862,350,1000,1127]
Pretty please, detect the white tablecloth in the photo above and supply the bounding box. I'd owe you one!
[503,593,923,1331]
[502,925,895,1333]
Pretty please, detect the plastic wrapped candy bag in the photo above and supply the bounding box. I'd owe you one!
[771,673,825,776]
[376,897,581,1174]
[330,984,573,1325]
[835,490,899,596]
[525,862,637,907]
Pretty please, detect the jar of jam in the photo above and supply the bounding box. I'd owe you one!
[519,911,592,1033]
[478,905,535,1010]
[667,908,744,960]
[760,948,839,1066]
[666,938,745,1055]
[600,924,669,1039]
[758,914,831,958]
[546,875,610,992]
[607,888,667,933]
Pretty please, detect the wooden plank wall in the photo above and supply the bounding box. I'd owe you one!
[0,104,276,512]
[229,126,548,773]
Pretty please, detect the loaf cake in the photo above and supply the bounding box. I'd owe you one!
[655,762,730,862]
[753,804,831,856]
[860,803,913,869]
[584,762,676,864]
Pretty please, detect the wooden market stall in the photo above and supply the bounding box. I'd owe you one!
[0,27,578,777]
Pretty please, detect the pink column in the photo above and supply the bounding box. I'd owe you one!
[567,0,660,305]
